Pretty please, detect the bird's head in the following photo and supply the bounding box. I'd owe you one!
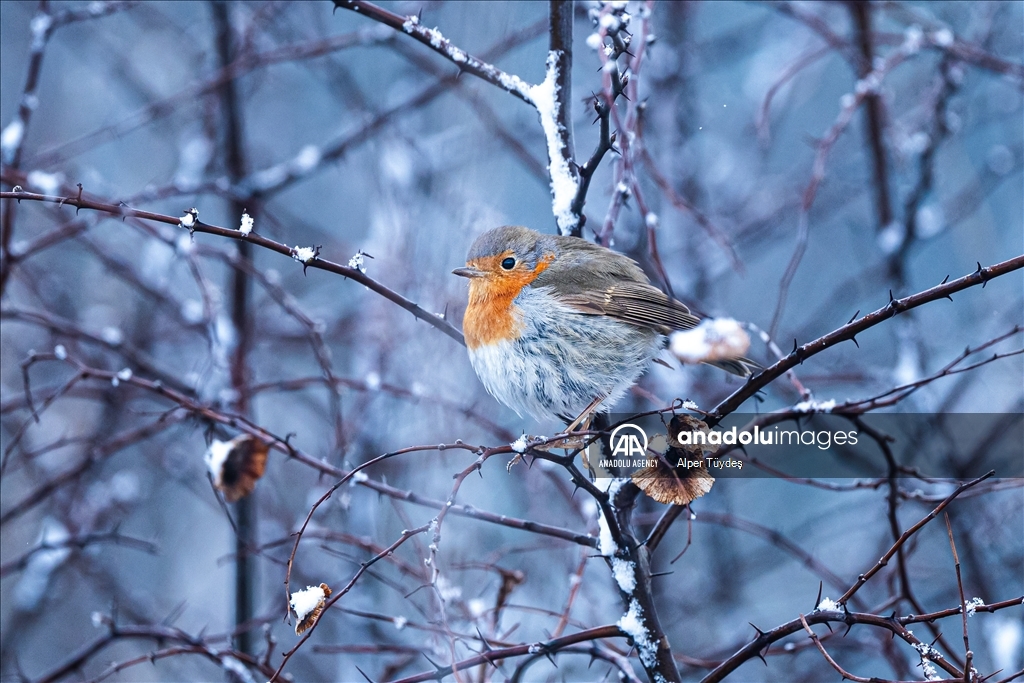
[453,226,556,301]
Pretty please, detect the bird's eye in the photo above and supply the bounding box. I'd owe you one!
[501,257,516,270]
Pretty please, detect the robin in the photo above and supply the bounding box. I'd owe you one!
[453,225,758,424]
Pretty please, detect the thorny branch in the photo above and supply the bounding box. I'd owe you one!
[2,3,1021,682]
[0,188,466,343]
[712,254,1024,420]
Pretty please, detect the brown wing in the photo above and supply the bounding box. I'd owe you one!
[555,281,701,335]
[554,281,761,378]
[529,236,759,377]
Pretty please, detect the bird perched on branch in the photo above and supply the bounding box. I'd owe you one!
[453,225,757,424]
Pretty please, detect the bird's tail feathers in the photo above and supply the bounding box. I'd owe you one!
[706,357,761,378]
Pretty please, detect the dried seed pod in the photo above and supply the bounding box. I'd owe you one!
[204,434,268,503]
[291,583,331,635]
[632,460,714,505]
[633,415,715,505]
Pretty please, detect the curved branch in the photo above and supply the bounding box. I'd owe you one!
[0,188,465,344]
[700,608,962,683]
[711,254,1024,420]
[333,0,535,104]
[390,625,625,683]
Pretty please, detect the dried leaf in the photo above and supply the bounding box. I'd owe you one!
[633,461,714,505]
[205,434,269,503]
[668,415,720,456]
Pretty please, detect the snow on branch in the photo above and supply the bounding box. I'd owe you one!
[335,0,581,235]
[335,0,534,103]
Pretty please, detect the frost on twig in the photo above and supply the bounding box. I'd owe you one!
[965,596,984,616]
[178,207,199,233]
[239,209,253,236]
[291,244,321,274]
[347,250,372,274]
[793,399,837,413]
[110,367,132,387]
[816,597,841,612]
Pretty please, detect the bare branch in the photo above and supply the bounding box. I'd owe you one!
[712,254,1024,420]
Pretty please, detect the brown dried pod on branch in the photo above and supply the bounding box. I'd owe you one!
[204,434,269,503]
[633,415,715,505]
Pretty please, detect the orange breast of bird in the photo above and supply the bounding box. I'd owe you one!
[462,254,553,350]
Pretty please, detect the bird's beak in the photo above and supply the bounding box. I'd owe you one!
[452,266,486,278]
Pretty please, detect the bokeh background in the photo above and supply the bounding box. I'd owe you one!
[1,1,1021,681]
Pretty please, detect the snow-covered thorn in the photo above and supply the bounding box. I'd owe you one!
[292,245,321,274]
[179,207,199,234]
[347,250,372,274]
[816,597,840,612]
[965,597,985,616]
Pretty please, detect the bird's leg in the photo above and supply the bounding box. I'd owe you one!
[567,395,607,474]
[565,395,605,433]
[508,398,607,473]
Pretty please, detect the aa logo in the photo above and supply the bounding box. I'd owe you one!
[609,423,649,458]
